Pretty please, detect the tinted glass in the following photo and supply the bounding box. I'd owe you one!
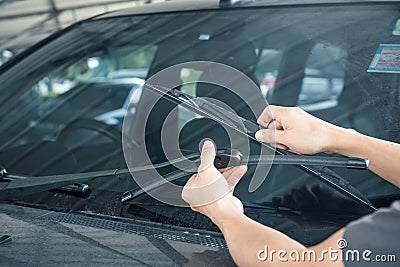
[0,3,399,246]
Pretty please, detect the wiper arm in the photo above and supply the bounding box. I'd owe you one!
[0,165,129,198]
[143,83,376,211]
[0,149,367,198]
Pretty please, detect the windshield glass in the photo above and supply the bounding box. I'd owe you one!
[0,3,400,245]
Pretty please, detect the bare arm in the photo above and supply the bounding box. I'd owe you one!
[214,212,345,267]
[183,106,400,266]
[182,141,345,267]
[256,106,400,188]
[328,128,400,188]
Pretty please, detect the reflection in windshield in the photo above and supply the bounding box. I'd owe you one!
[0,4,399,247]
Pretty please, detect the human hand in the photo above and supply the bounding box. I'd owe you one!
[255,105,343,154]
[181,140,247,225]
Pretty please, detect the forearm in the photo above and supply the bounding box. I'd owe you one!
[327,127,400,188]
[212,213,306,267]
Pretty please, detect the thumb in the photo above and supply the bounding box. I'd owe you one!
[198,140,216,173]
[255,129,285,145]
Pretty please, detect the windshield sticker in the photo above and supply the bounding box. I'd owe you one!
[368,44,400,73]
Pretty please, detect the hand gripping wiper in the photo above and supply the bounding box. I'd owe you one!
[142,83,376,211]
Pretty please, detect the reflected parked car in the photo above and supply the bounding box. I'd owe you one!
[16,79,144,146]
[95,78,144,129]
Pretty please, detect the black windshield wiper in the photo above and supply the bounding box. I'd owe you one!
[0,150,365,198]
[0,84,375,212]
[0,165,126,198]
[146,83,264,136]
[142,83,376,211]
[120,152,373,210]
[0,149,367,198]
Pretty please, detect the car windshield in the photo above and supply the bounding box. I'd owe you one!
[1,2,400,246]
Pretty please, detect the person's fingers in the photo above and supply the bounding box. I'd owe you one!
[223,165,248,189]
[218,167,228,173]
[255,129,285,144]
[257,107,273,126]
[181,174,197,202]
[185,174,198,184]
[257,105,287,126]
[255,129,272,142]
[269,119,284,130]
[198,140,217,173]
[275,144,289,150]
[287,148,301,155]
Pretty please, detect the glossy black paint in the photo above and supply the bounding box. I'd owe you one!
[0,1,400,265]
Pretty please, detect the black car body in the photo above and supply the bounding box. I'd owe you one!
[1,0,400,265]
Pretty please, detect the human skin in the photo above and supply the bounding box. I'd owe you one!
[182,140,344,267]
[182,105,400,267]
[256,105,400,188]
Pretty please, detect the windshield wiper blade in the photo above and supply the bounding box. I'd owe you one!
[313,166,373,208]
[243,155,368,169]
[121,162,374,212]
[121,156,375,212]
[145,84,263,136]
[0,148,368,198]
[1,152,375,212]
[119,151,372,210]
[143,83,376,211]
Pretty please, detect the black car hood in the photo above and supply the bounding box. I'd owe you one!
[0,203,234,266]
